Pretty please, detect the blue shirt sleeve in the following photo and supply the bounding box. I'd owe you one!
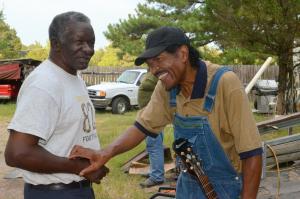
[134,121,158,138]
[239,147,263,160]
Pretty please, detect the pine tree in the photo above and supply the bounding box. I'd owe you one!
[104,0,300,114]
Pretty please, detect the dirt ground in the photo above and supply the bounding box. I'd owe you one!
[0,119,23,199]
[1,118,300,199]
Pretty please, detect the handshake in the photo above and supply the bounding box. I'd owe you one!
[69,145,110,184]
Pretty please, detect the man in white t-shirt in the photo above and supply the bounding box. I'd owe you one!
[5,11,108,199]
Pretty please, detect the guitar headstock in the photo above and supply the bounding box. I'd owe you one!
[173,139,218,198]
[172,138,204,175]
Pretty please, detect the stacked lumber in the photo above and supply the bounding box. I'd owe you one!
[264,134,300,166]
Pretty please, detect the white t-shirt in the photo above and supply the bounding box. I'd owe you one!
[8,59,100,185]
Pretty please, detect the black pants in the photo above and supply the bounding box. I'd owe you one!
[24,182,95,199]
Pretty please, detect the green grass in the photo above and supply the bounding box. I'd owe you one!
[0,102,16,119]
[1,104,299,198]
[93,110,175,198]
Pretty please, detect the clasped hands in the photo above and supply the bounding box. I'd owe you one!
[69,145,108,184]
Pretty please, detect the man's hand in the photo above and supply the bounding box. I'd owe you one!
[70,145,110,176]
[72,157,109,183]
[83,165,109,184]
[70,126,146,176]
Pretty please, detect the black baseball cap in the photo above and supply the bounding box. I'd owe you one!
[134,26,190,66]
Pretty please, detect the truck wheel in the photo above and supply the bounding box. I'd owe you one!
[112,97,129,114]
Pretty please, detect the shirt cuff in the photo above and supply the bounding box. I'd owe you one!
[134,121,158,138]
[239,147,263,160]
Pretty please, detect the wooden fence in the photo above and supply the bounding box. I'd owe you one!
[80,66,142,86]
[231,65,279,84]
[80,65,279,86]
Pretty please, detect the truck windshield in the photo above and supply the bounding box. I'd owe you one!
[116,71,140,84]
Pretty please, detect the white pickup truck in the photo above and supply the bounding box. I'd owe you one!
[87,69,147,114]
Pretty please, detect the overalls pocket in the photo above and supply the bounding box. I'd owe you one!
[173,116,213,171]
[212,175,242,199]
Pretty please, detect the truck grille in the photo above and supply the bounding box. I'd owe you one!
[88,90,97,96]
[88,90,105,99]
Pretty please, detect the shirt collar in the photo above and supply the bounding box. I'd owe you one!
[191,60,207,99]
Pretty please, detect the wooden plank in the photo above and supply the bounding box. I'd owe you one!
[121,150,148,172]
[265,134,300,146]
[257,112,300,134]
[265,140,300,157]
[266,151,300,165]
[128,162,175,175]
[121,147,172,172]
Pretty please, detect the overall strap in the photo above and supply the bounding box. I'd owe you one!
[203,67,231,112]
[169,87,178,107]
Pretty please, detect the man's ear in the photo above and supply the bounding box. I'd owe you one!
[178,45,189,63]
[50,38,61,52]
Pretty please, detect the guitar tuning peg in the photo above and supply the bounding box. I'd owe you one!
[186,159,190,163]
[190,166,194,170]
[187,147,192,152]
[180,152,185,155]
[183,169,187,173]
[192,155,196,159]
[196,162,200,166]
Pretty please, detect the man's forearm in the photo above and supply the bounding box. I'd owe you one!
[241,154,262,199]
[6,144,87,174]
[5,132,87,175]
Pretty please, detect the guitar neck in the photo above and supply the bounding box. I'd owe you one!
[194,168,219,199]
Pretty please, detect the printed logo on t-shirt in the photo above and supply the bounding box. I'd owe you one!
[81,102,96,133]
[81,102,98,143]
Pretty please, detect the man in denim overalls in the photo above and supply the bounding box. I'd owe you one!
[70,26,263,199]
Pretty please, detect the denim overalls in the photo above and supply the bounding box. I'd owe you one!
[171,67,242,199]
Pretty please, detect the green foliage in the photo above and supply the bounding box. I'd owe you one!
[202,0,300,114]
[202,0,300,57]
[97,46,122,66]
[220,48,272,65]
[91,45,136,67]
[23,41,50,61]
[21,42,136,67]
[118,53,136,67]
[104,0,273,65]
[199,45,222,63]
[0,10,22,59]
[104,0,209,57]
[89,49,104,66]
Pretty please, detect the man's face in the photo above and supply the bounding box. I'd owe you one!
[146,47,187,90]
[59,21,95,74]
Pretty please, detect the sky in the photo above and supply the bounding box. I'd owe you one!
[0,0,144,49]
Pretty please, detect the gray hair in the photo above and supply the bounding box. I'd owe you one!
[49,11,91,43]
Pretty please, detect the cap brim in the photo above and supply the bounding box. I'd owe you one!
[134,46,167,66]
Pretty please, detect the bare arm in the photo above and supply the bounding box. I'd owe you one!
[5,130,110,183]
[70,125,146,175]
[5,130,90,174]
[241,154,262,199]
[105,126,146,158]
